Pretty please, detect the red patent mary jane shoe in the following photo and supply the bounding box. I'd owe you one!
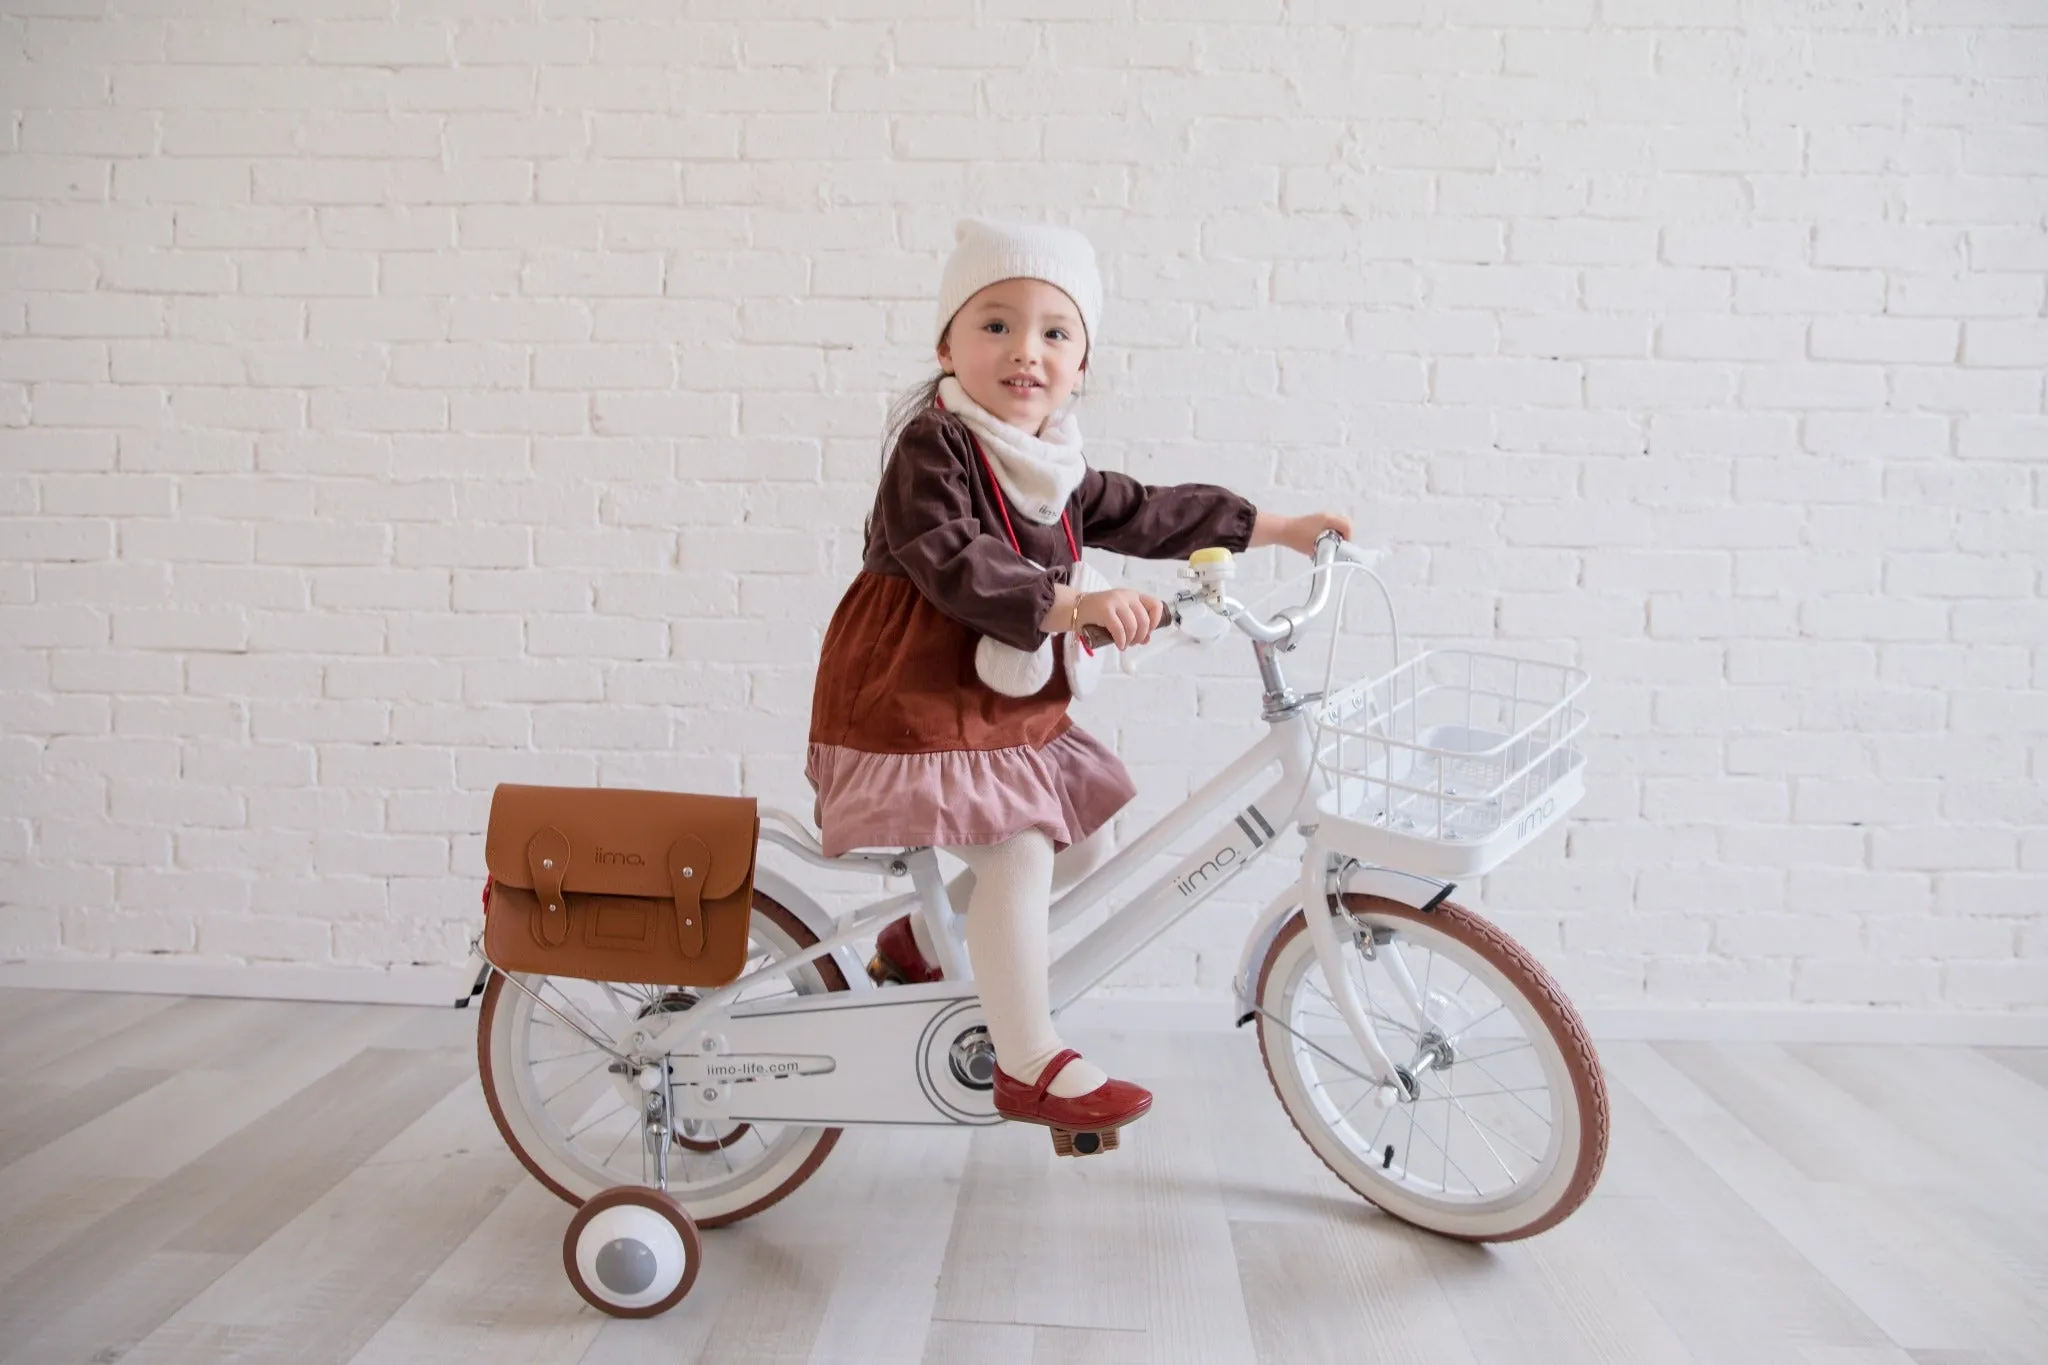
[866,915,943,986]
[992,1049,1152,1157]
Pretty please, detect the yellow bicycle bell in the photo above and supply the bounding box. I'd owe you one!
[1184,546,1236,591]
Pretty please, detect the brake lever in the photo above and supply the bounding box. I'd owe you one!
[1335,543,1387,569]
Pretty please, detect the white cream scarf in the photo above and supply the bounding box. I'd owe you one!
[937,376,1086,526]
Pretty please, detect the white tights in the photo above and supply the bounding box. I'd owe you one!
[923,825,1114,1099]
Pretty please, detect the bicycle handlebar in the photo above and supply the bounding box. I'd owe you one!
[1214,531,1370,649]
[1079,532,1379,661]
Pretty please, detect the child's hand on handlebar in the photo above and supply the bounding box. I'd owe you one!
[1256,511,1354,558]
[1077,588,1166,649]
[1250,510,1354,558]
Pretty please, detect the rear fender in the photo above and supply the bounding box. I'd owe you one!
[754,865,875,993]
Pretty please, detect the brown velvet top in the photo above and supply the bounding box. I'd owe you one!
[808,408,1257,759]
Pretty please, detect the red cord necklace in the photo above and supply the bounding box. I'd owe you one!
[936,396,1091,652]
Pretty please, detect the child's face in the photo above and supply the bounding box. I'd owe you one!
[937,278,1087,435]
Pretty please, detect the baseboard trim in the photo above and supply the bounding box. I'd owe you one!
[1061,995,2048,1046]
[0,958,473,1008]
[1577,1006,2048,1047]
[4,961,2043,1046]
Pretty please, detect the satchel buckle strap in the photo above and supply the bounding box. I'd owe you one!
[526,825,572,950]
[668,834,711,959]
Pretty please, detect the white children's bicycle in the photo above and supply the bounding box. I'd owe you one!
[462,534,1607,1317]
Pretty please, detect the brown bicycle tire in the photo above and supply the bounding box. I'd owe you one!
[478,892,849,1229]
[1254,893,1609,1243]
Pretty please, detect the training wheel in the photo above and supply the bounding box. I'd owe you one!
[562,1186,703,1318]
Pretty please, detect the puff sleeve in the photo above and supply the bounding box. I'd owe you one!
[1073,466,1257,561]
[873,415,1063,654]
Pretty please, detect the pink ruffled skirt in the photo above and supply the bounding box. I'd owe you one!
[806,725,1136,858]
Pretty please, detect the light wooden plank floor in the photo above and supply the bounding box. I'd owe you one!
[0,988,2042,1365]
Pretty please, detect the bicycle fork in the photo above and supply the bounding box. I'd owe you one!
[1291,838,1435,1111]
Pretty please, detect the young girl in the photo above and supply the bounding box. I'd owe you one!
[808,218,1350,1143]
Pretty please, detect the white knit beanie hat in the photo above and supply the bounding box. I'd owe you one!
[934,217,1102,359]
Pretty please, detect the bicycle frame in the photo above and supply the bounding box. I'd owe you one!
[632,712,1317,1062]
[520,540,1455,1103]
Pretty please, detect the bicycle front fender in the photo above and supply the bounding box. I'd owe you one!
[1230,863,1456,1023]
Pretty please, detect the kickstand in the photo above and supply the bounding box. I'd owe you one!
[453,957,492,1009]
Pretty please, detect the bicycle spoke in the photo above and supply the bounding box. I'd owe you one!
[1453,1107,1543,1168]
[1284,961,1548,1203]
[566,1096,631,1145]
[541,1054,610,1106]
[540,984,614,1047]
[1334,1082,1379,1127]
[1393,1085,1485,1197]
[1275,1012,1384,1088]
[1310,1070,1375,1093]
[602,1117,637,1170]
[1349,959,1407,1043]
[1466,1052,1553,1127]
[1363,1004,1426,1037]
[1447,1089,1519,1187]
[1440,1086,1473,1196]
[1300,1001,1428,1048]
[1446,999,1508,1043]
[1422,1076,1545,1166]
[1367,1098,1395,1158]
[1306,977,1420,1040]
[1409,1082,1549,1102]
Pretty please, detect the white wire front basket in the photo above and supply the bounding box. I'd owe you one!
[1314,649,1590,880]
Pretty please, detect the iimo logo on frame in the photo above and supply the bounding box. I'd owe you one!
[1174,844,1242,898]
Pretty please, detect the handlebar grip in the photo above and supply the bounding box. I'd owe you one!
[1078,606,1178,651]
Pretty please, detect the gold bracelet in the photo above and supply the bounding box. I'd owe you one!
[1069,597,1084,634]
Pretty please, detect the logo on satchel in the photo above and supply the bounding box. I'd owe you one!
[594,847,646,866]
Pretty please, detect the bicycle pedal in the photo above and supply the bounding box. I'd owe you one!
[1049,1127,1119,1158]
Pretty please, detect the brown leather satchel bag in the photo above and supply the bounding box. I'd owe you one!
[482,783,759,987]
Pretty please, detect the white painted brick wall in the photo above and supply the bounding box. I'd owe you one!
[2,1,2043,1017]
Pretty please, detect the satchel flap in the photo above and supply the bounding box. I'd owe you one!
[485,783,758,900]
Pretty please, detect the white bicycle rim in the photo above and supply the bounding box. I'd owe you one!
[482,900,843,1225]
[1258,909,1588,1240]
